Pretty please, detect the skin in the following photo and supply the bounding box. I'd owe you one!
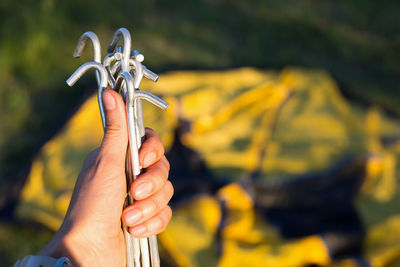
[39,90,173,266]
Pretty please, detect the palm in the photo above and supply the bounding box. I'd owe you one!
[62,149,128,266]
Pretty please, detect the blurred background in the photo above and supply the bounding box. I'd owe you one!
[1,0,400,266]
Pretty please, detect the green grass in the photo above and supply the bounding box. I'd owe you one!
[0,221,53,266]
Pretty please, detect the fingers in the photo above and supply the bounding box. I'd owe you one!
[129,206,172,237]
[129,206,172,238]
[139,128,165,168]
[130,155,170,200]
[123,128,172,237]
[122,181,173,237]
[98,90,128,167]
[132,128,169,200]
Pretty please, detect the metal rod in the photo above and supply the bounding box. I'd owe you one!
[73,32,102,87]
[66,61,108,127]
[107,28,131,73]
[129,50,162,267]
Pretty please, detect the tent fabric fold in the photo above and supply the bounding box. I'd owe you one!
[17,68,400,266]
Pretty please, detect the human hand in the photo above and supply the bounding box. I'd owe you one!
[39,90,173,266]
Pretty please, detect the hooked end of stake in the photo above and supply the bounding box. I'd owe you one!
[73,39,86,58]
[106,34,120,53]
[66,77,74,87]
[72,46,82,58]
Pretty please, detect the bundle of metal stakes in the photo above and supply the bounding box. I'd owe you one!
[66,28,168,267]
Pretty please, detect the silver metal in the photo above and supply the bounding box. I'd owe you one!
[149,236,160,267]
[114,72,167,267]
[103,46,124,88]
[103,46,123,69]
[134,238,141,266]
[107,28,131,72]
[134,91,168,110]
[116,72,142,267]
[112,49,162,147]
[131,50,146,147]
[66,62,108,127]
[130,50,163,267]
[142,65,159,82]
[140,238,151,267]
[132,49,144,62]
[73,32,102,87]
[109,60,159,82]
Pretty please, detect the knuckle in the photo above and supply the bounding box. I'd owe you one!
[150,207,172,235]
[150,182,173,213]
[144,128,164,153]
[104,124,123,138]
[159,206,172,231]
[149,196,161,213]
[158,141,165,156]
[152,139,165,157]
[154,216,165,232]
[145,127,155,135]
[160,167,169,183]
[156,207,171,232]
[153,165,168,184]
[150,137,164,154]
[165,181,174,200]
[163,156,170,172]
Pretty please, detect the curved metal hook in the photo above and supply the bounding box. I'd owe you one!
[66,62,108,128]
[130,49,158,84]
[107,28,131,73]
[129,57,144,89]
[73,32,102,86]
[135,91,168,110]
[114,72,168,110]
[110,60,159,82]
[73,31,101,62]
[103,46,123,69]
[103,46,123,88]
[142,65,159,82]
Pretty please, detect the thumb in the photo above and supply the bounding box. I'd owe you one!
[98,90,128,166]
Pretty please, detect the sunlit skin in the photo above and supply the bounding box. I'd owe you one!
[39,90,173,266]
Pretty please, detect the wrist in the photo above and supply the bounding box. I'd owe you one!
[15,255,71,267]
[39,230,73,262]
[39,228,92,267]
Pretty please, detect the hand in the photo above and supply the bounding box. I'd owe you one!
[39,90,173,266]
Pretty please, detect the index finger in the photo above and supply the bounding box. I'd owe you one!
[139,128,165,168]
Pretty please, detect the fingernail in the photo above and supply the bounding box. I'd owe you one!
[124,208,142,225]
[135,182,153,199]
[103,91,116,111]
[143,152,156,167]
[130,225,147,236]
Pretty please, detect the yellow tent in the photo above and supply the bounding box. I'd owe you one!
[17,68,400,266]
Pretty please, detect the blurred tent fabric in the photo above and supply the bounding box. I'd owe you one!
[17,68,400,266]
